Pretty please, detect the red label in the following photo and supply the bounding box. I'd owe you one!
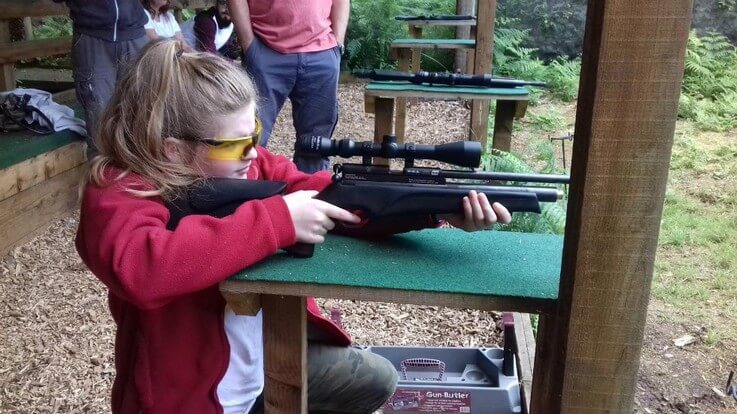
[383,388,472,413]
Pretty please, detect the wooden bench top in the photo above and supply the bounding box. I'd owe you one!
[0,104,84,168]
[391,38,476,49]
[0,127,83,170]
[222,229,563,314]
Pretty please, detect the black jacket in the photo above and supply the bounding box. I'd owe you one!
[55,0,147,42]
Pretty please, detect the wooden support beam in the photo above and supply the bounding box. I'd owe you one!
[454,0,475,72]
[220,279,557,315]
[22,17,33,40]
[394,49,411,144]
[513,313,536,414]
[491,100,516,152]
[530,0,694,412]
[262,295,307,414]
[0,0,68,18]
[0,37,72,64]
[372,97,393,166]
[0,21,14,90]
[469,0,495,145]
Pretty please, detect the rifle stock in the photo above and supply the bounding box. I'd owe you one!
[291,179,563,258]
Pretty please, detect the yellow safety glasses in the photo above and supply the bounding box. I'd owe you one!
[201,119,263,161]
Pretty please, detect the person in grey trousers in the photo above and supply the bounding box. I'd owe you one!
[53,0,149,156]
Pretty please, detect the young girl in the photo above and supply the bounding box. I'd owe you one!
[76,40,511,414]
[142,0,194,51]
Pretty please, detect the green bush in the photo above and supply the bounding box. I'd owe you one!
[346,0,456,71]
[680,31,737,131]
[480,149,568,235]
[492,19,580,103]
[32,16,73,39]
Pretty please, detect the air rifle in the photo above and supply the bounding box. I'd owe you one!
[289,134,568,258]
[354,69,546,89]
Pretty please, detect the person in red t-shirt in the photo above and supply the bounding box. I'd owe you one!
[227,0,349,174]
[76,39,511,414]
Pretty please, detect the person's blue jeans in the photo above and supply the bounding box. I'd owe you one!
[243,37,340,173]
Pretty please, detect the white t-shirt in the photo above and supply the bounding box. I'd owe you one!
[216,306,264,414]
[144,10,181,39]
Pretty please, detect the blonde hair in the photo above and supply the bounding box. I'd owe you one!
[88,40,258,199]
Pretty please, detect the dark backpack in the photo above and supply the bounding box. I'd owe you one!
[1,93,54,135]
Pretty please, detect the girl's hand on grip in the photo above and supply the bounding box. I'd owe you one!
[283,191,361,244]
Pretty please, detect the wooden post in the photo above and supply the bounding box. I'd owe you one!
[469,0,494,144]
[395,49,411,144]
[22,17,33,40]
[262,295,307,414]
[454,0,475,72]
[0,21,15,91]
[491,100,515,152]
[372,97,394,166]
[408,25,422,72]
[530,0,694,412]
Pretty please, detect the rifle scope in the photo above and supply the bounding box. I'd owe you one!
[297,135,482,168]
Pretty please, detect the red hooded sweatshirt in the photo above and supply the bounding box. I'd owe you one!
[76,147,434,413]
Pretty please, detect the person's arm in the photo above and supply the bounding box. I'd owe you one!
[193,13,219,54]
[166,12,193,51]
[145,28,160,41]
[175,31,195,52]
[76,174,298,310]
[330,0,350,48]
[227,0,255,51]
[143,9,159,41]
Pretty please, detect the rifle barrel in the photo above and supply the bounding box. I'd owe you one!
[354,69,546,88]
[405,167,570,184]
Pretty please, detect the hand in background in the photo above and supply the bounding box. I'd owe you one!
[440,191,512,232]
[283,191,361,244]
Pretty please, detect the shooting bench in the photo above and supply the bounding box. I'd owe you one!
[385,3,522,150]
[364,81,529,151]
[220,229,563,413]
[0,108,86,256]
[0,1,87,257]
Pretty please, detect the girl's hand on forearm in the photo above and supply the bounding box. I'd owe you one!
[440,191,512,232]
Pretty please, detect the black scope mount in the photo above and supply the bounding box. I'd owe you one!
[296,134,482,169]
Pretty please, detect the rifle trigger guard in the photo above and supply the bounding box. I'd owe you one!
[332,164,344,182]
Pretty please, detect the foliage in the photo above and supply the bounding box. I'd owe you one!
[492,19,580,103]
[527,107,567,132]
[32,16,73,39]
[346,0,456,71]
[480,149,567,235]
[679,31,737,131]
[543,57,581,101]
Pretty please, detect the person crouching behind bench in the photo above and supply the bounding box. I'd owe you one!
[75,39,511,414]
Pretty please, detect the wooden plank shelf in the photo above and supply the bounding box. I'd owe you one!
[0,37,71,64]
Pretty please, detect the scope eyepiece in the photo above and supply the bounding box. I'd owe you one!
[296,135,482,168]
